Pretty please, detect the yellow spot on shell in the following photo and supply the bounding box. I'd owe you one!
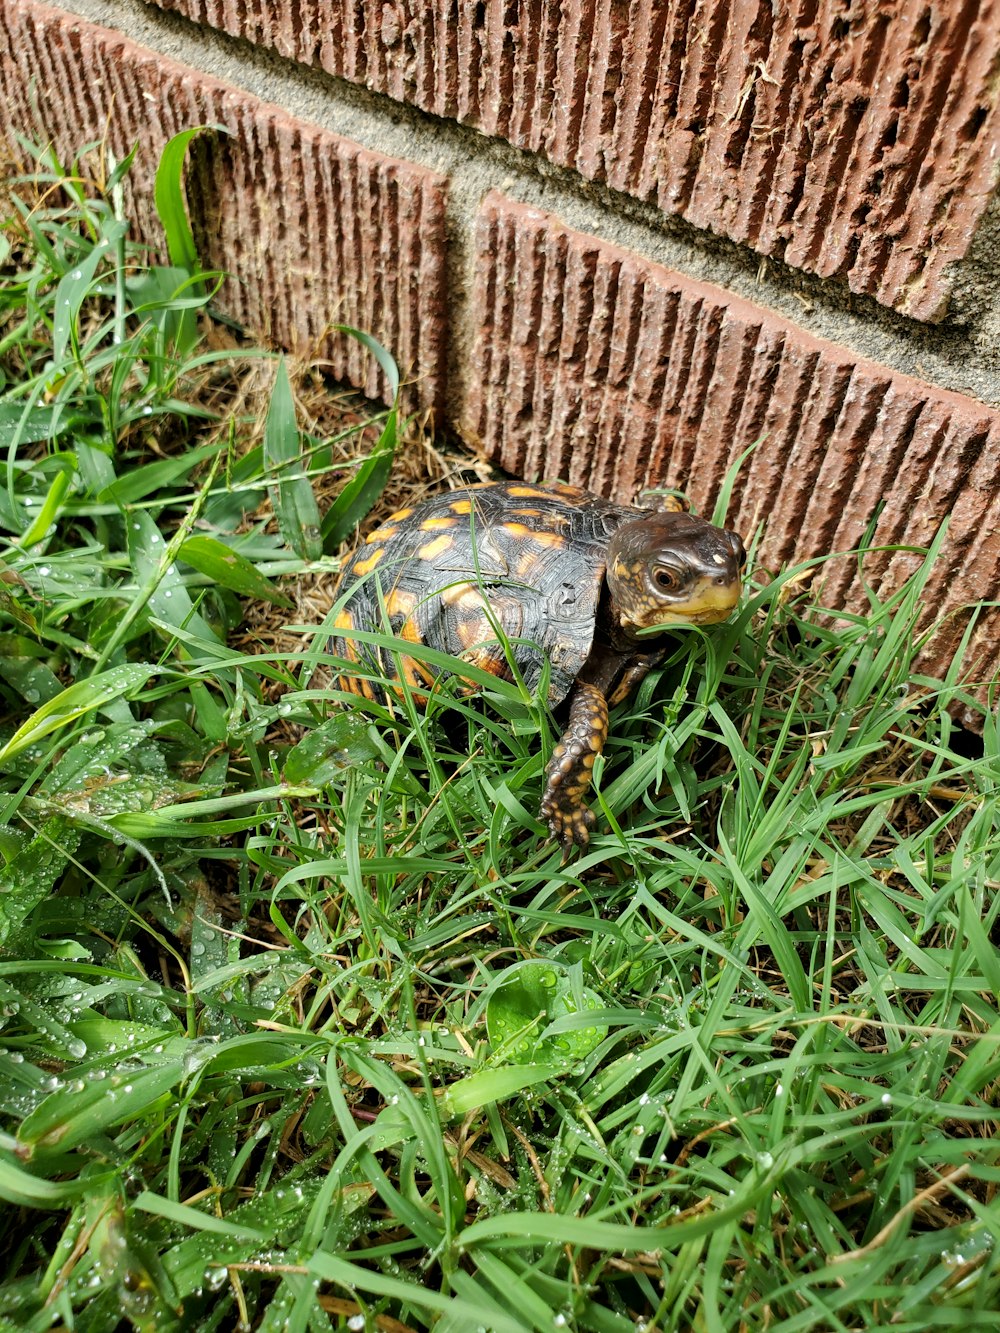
[441,581,487,610]
[385,588,418,618]
[458,646,513,682]
[399,653,435,692]
[351,548,385,576]
[355,674,376,702]
[449,499,473,514]
[515,550,539,580]
[508,485,554,499]
[504,522,565,549]
[365,524,397,544]
[388,506,413,522]
[333,610,354,632]
[420,515,457,531]
[418,534,455,560]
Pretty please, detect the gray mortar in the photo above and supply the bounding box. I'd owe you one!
[41,0,1000,415]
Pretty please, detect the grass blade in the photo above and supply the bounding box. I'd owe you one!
[0,663,158,766]
[264,358,322,561]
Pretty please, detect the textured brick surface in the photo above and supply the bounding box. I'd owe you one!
[464,194,1000,692]
[146,0,1000,322]
[0,0,448,408]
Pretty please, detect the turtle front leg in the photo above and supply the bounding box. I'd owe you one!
[540,680,609,856]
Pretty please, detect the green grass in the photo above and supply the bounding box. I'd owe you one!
[1,139,1000,1333]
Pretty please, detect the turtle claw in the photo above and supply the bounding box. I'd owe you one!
[540,793,595,859]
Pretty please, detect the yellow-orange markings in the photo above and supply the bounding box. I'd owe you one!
[420,515,457,531]
[399,654,435,691]
[441,581,487,610]
[418,534,455,560]
[508,485,554,499]
[503,522,565,549]
[365,524,397,544]
[385,588,418,618]
[515,550,540,580]
[449,499,473,514]
[351,548,385,576]
[458,645,512,682]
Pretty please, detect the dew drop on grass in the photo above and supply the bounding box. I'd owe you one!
[66,1037,87,1059]
[881,1092,892,1106]
[204,1267,228,1292]
[757,1151,773,1169]
[38,566,50,576]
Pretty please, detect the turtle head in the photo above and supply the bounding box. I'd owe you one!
[606,511,745,636]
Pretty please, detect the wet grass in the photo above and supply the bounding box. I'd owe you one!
[1,139,999,1332]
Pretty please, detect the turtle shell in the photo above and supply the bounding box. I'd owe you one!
[330,480,641,705]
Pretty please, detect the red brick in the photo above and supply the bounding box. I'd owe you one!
[0,0,448,410]
[464,194,1000,696]
[146,0,1000,322]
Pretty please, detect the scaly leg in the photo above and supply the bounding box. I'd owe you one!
[540,681,609,856]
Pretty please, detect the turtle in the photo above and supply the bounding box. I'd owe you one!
[330,479,745,855]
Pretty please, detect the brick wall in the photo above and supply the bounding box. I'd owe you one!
[2,0,999,707]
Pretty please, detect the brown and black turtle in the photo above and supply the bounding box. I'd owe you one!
[330,480,745,854]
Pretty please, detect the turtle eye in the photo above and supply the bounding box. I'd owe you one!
[652,566,681,593]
